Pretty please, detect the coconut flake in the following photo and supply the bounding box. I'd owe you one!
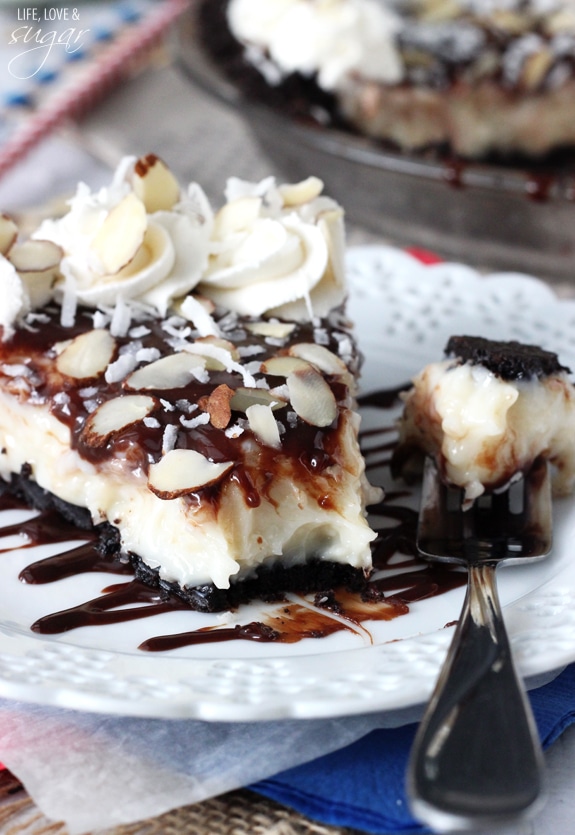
[135,347,161,364]
[93,310,110,330]
[264,336,288,347]
[184,342,256,387]
[129,324,152,339]
[1,363,32,378]
[238,344,265,357]
[225,422,246,438]
[162,423,179,454]
[105,353,138,384]
[110,297,132,337]
[180,294,222,338]
[180,411,210,429]
[59,263,78,328]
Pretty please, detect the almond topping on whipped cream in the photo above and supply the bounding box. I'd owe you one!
[0,156,347,342]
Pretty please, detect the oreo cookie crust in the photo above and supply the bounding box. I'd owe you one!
[445,335,571,380]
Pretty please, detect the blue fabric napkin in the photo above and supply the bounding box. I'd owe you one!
[252,664,575,834]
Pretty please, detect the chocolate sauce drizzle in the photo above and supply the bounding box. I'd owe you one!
[3,385,465,652]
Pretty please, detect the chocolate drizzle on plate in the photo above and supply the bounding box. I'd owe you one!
[0,385,466,652]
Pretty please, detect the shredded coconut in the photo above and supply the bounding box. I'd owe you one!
[286,410,298,427]
[129,324,152,339]
[180,412,210,429]
[176,399,198,414]
[184,342,257,387]
[244,360,263,375]
[238,344,266,357]
[1,363,31,378]
[180,294,222,338]
[79,386,98,398]
[225,422,245,438]
[93,310,110,330]
[162,423,178,454]
[105,353,138,384]
[82,399,99,414]
[110,297,132,338]
[135,347,161,364]
[59,264,78,328]
[144,416,161,429]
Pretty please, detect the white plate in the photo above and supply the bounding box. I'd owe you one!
[1,244,575,721]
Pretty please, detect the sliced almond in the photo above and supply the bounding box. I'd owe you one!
[420,0,461,21]
[246,403,281,448]
[199,383,234,429]
[90,193,147,276]
[287,343,348,376]
[132,154,181,213]
[520,48,553,90]
[194,335,239,369]
[213,196,262,238]
[230,386,287,413]
[80,394,158,448]
[8,239,61,273]
[260,356,313,377]
[148,448,234,498]
[278,176,324,207]
[195,335,238,356]
[546,9,575,34]
[0,215,18,256]
[245,321,296,338]
[56,329,117,380]
[179,294,221,337]
[124,352,207,391]
[9,239,62,308]
[487,10,529,34]
[287,367,337,427]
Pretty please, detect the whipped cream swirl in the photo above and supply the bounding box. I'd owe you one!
[0,156,346,339]
[34,156,213,316]
[199,175,346,320]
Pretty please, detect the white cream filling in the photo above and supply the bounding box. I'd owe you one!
[0,392,374,589]
[400,360,575,501]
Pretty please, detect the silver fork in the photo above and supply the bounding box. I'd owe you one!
[407,456,552,833]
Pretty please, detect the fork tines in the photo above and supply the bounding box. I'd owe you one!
[418,456,552,564]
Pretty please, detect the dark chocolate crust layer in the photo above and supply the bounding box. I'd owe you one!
[5,467,368,613]
[445,335,571,380]
[131,553,368,613]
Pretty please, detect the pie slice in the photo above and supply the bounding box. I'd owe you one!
[0,155,381,611]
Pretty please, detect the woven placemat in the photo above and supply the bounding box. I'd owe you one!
[0,771,363,835]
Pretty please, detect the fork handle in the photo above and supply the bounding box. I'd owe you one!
[408,562,544,832]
